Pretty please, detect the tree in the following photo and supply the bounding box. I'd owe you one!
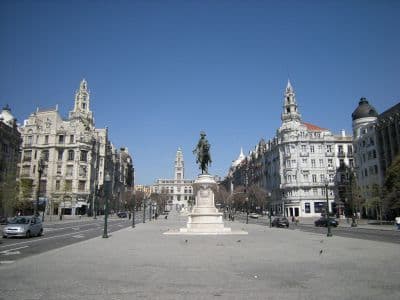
[383,154,400,218]
[134,190,145,210]
[215,185,230,208]
[247,185,270,213]
[0,169,19,216]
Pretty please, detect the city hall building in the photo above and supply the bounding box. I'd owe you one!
[152,148,194,211]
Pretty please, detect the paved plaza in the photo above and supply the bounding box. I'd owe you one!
[0,211,399,300]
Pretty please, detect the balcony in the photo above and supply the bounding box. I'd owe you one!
[325,152,334,157]
[300,152,309,157]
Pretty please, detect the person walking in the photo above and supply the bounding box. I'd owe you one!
[395,216,400,230]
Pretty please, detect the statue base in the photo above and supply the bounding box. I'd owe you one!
[164,174,247,235]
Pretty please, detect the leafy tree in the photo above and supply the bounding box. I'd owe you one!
[383,154,400,218]
[215,185,230,208]
[0,169,19,216]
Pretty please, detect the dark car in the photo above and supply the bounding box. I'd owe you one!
[117,211,128,218]
[0,215,8,225]
[272,217,289,228]
[314,217,338,227]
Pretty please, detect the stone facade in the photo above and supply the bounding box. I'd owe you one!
[0,105,22,215]
[152,148,194,210]
[225,81,353,218]
[18,79,133,216]
[352,99,400,217]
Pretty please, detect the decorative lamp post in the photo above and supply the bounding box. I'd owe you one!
[103,173,111,238]
[324,178,333,237]
[36,157,45,217]
[143,199,146,223]
[132,195,136,228]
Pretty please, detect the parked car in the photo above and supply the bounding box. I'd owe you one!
[2,216,43,238]
[0,215,8,225]
[249,213,259,219]
[117,211,128,218]
[314,217,338,227]
[272,217,289,228]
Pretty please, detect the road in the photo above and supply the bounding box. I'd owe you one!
[234,214,400,244]
[0,214,145,264]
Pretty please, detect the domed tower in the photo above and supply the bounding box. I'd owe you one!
[352,97,378,138]
[281,79,302,124]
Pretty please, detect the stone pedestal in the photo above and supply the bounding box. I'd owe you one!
[179,174,231,234]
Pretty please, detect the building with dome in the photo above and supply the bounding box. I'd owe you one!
[0,105,22,215]
[352,98,400,217]
[225,81,354,218]
[152,148,194,211]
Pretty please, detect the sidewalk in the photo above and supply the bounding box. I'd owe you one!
[0,210,399,300]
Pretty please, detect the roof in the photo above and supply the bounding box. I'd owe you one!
[352,97,378,120]
[302,122,326,131]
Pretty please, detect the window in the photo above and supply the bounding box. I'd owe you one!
[21,166,30,176]
[313,188,318,195]
[312,174,317,182]
[301,145,306,152]
[68,150,74,161]
[44,135,49,144]
[349,159,354,168]
[310,145,315,153]
[24,135,33,147]
[78,180,86,191]
[58,149,63,161]
[80,150,88,162]
[65,180,72,192]
[374,165,378,174]
[42,150,49,161]
[320,174,325,182]
[317,145,322,153]
[23,150,32,162]
[322,188,326,196]
[305,203,311,213]
[69,135,74,144]
[348,145,353,154]
[55,180,60,191]
[66,165,73,177]
[56,164,62,175]
[58,135,64,144]
[339,159,345,168]
[311,159,316,168]
[303,174,309,181]
[326,145,332,153]
[319,159,324,167]
[302,158,307,165]
[327,159,333,167]
[314,202,324,213]
[79,165,87,177]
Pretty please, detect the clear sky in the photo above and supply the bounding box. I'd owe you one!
[1,0,399,185]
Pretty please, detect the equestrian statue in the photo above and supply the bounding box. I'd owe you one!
[193,131,212,174]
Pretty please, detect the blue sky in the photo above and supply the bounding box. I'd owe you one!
[1,0,399,185]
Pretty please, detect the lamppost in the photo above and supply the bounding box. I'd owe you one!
[36,157,45,217]
[324,178,333,237]
[132,194,136,228]
[103,173,111,238]
[143,199,146,223]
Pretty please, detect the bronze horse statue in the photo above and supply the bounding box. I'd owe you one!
[193,132,212,174]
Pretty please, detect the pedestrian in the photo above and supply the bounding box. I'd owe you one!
[291,216,295,223]
[395,216,400,230]
[295,216,299,226]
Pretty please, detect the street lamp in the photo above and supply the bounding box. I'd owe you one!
[132,194,136,228]
[103,173,111,238]
[324,178,333,237]
[36,157,45,218]
[143,198,146,223]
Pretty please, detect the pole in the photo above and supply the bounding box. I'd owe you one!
[132,196,135,228]
[326,182,332,237]
[246,197,249,224]
[143,200,146,223]
[103,175,110,238]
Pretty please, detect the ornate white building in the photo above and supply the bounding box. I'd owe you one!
[18,79,133,216]
[152,148,194,210]
[226,81,353,217]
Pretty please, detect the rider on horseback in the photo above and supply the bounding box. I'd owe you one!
[193,131,212,174]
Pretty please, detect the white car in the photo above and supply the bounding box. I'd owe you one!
[2,216,43,238]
